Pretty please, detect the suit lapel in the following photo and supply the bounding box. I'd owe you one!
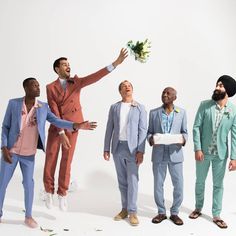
[64,79,76,102]
[54,78,66,97]
[157,108,164,133]
[116,102,121,120]
[170,108,178,133]
[128,104,134,125]
[16,98,24,130]
[115,102,121,134]
[210,103,215,131]
[36,102,42,128]
[218,103,230,128]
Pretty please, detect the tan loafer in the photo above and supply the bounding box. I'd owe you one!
[114,209,128,221]
[129,213,139,226]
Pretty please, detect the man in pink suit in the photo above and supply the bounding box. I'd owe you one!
[44,48,128,211]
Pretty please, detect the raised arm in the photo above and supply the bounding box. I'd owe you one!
[80,48,128,88]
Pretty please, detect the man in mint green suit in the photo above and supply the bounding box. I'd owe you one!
[189,75,236,229]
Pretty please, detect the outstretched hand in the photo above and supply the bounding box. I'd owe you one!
[73,121,97,130]
[112,48,128,67]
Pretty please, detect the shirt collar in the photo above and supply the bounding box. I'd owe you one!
[59,77,74,83]
[161,105,176,114]
[215,101,228,110]
[23,97,38,107]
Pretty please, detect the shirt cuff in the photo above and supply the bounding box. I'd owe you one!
[59,130,65,135]
[106,64,115,72]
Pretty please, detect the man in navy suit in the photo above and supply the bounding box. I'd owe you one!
[148,87,188,225]
[0,78,96,228]
[103,80,147,226]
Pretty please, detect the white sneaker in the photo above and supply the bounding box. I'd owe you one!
[58,195,68,211]
[45,193,53,209]
[68,180,78,192]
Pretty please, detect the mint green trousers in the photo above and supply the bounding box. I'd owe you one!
[195,155,227,217]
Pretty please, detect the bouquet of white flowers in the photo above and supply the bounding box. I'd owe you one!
[127,39,151,63]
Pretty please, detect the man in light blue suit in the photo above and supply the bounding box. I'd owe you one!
[103,80,147,226]
[148,87,188,225]
[0,78,96,228]
[189,75,236,229]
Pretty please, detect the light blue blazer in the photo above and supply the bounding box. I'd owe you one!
[148,106,188,163]
[104,101,147,155]
[1,97,74,152]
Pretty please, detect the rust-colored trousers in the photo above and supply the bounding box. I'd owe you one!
[43,129,78,196]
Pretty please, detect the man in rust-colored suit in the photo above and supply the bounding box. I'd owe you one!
[43,48,128,211]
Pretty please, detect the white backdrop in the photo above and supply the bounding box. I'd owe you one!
[1,0,236,235]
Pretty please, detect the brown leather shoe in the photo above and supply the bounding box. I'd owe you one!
[170,215,184,225]
[129,213,139,226]
[114,209,128,221]
[152,214,167,224]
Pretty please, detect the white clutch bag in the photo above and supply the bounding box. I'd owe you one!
[153,133,184,145]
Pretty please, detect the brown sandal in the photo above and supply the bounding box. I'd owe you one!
[152,214,167,224]
[189,210,202,219]
[213,219,228,229]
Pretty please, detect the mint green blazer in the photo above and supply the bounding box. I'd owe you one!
[193,99,236,160]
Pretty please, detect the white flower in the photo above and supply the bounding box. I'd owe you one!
[127,39,151,63]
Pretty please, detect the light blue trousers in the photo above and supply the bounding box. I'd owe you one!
[0,153,35,218]
[153,153,183,215]
[113,141,139,214]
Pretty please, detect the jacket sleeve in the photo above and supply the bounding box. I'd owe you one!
[181,110,188,145]
[147,110,154,142]
[137,105,147,153]
[46,105,73,130]
[104,105,114,152]
[230,115,236,160]
[1,100,12,148]
[80,67,110,88]
[193,102,204,151]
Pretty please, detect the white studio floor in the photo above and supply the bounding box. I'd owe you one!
[1,155,236,236]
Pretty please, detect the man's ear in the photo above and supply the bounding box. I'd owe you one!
[55,67,59,74]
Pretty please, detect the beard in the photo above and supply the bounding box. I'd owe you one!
[212,90,226,101]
